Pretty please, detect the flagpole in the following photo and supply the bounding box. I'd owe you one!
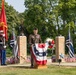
[69,23,70,34]
[2,0,5,45]
[69,23,70,58]
[3,0,6,65]
[13,27,17,63]
[12,28,15,57]
[2,0,6,47]
[2,0,6,64]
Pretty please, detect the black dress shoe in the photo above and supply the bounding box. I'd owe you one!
[30,66,34,68]
[1,64,7,66]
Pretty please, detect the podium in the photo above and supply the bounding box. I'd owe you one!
[31,43,48,69]
[34,64,47,69]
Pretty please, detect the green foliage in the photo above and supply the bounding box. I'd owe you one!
[24,0,58,41]
[0,1,25,36]
[0,1,24,56]
[24,0,76,52]
[58,0,76,23]
[5,4,20,36]
[6,46,12,57]
[0,0,76,54]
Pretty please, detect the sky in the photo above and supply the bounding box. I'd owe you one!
[5,0,25,13]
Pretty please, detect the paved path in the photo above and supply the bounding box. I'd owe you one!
[0,64,31,68]
[48,58,76,67]
[50,62,76,67]
[1,63,76,68]
[0,58,76,68]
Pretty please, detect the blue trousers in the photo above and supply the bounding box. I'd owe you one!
[1,50,6,65]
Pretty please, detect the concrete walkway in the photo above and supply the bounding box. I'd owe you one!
[48,58,76,67]
[0,64,31,68]
[50,62,76,67]
[0,58,76,68]
[1,62,76,68]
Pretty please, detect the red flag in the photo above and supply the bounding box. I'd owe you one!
[0,0,8,41]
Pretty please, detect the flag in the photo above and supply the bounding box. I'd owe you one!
[10,28,16,48]
[66,31,74,58]
[0,0,8,41]
[31,43,48,65]
[10,28,18,58]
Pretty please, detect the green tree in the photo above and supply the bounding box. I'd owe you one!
[24,0,58,41]
[57,0,76,52]
[0,1,24,55]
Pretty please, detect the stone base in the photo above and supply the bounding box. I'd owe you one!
[33,59,47,69]
[61,59,65,62]
[34,65,47,69]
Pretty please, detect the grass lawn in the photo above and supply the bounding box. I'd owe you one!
[0,65,76,75]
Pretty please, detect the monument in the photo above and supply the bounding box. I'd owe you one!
[55,36,65,62]
[18,25,27,64]
[18,36,27,64]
